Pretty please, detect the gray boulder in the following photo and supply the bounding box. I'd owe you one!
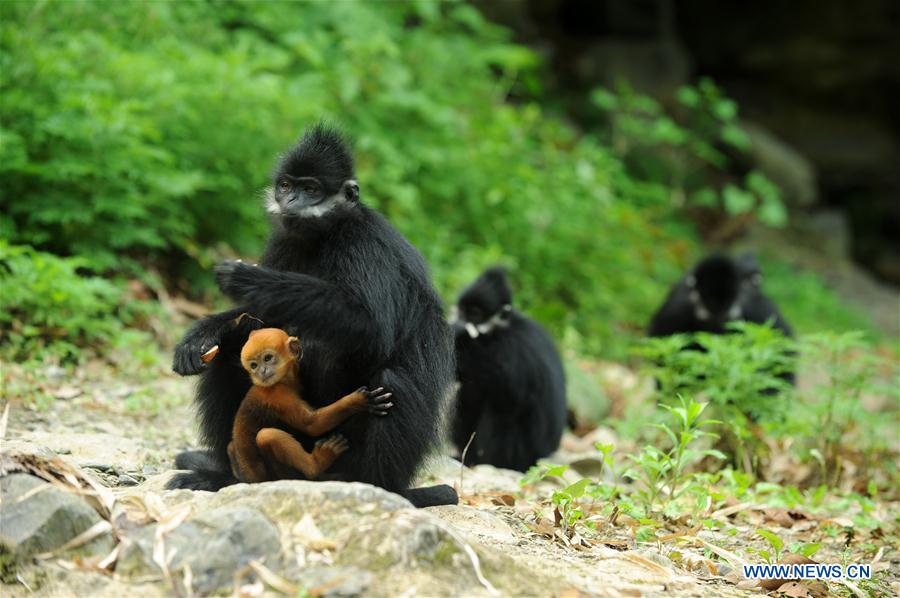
[117,506,281,594]
[0,473,114,575]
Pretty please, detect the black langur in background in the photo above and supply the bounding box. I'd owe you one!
[169,124,457,507]
[648,253,794,384]
[451,267,567,471]
[648,253,792,338]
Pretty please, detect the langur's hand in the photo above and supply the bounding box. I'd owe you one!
[214,259,261,300]
[355,386,394,416]
[173,322,222,376]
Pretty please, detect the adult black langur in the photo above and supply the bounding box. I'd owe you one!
[648,253,792,337]
[450,267,567,471]
[648,253,795,384]
[169,124,457,508]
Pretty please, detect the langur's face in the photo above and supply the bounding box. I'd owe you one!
[264,125,359,221]
[240,329,301,386]
[457,296,494,326]
[452,267,514,338]
[265,172,359,220]
[693,257,740,317]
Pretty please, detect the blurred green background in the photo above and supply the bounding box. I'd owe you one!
[0,0,892,365]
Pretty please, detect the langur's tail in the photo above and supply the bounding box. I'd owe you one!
[403,484,458,508]
[166,449,237,491]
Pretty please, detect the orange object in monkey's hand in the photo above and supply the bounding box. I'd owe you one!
[200,345,220,362]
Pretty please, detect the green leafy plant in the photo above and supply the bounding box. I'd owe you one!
[754,529,784,563]
[0,242,144,361]
[591,79,787,228]
[0,1,879,365]
[624,397,725,511]
[0,0,699,360]
[786,332,899,489]
[637,322,795,471]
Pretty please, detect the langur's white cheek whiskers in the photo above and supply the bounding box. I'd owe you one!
[296,193,348,218]
[263,187,281,215]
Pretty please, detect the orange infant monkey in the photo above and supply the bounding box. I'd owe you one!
[229,328,394,483]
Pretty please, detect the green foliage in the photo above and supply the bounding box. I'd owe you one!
[0,0,696,358]
[759,257,880,340]
[0,242,141,361]
[0,1,878,364]
[790,332,899,488]
[0,2,279,272]
[592,79,787,227]
[624,397,725,511]
[753,529,784,563]
[637,322,795,469]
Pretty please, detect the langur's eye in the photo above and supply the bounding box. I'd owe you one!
[303,185,318,195]
[249,362,258,370]
[264,354,273,363]
[278,181,291,193]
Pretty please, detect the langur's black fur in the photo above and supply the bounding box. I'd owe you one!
[169,124,457,507]
[648,254,792,338]
[647,253,795,385]
[451,267,567,471]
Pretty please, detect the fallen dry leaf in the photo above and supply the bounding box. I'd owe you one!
[525,519,555,538]
[762,508,812,528]
[757,554,817,591]
[778,581,809,596]
[490,493,516,506]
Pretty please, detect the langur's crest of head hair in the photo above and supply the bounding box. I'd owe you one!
[277,123,355,188]
[692,255,740,315]
[240,328,300,362]
[460,266,513,312]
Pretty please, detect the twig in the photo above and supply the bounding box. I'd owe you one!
[0,401,9,439]
[458,432,476,494]
[608,504,620,527]
[438,522,499,596]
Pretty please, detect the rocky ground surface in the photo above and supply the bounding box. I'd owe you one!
[2,360,896,597]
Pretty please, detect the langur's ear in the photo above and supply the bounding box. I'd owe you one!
[343,180,359,201]
[286,336,302,359]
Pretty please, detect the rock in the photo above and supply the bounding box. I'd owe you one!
[117,506,281,594]
[287,565,374,597]
[341,510,457,567]
[0,440,59,464]
[743,122,817,208]
[161,480,412,533]
[152,480,532,595]
[428,506,519,546]
[424,456,524,495]
[17,432,149,473]
[0,473,114,572]
[117,474,141,487]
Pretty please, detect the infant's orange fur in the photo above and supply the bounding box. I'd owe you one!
[229,328,393,482]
